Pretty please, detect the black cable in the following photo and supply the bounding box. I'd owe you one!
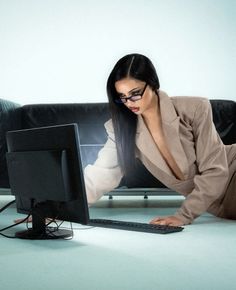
[45,219,60,237]
[0,199,29,238]
[0,232,17,238]
[45,218,73,239]
[66,222,74,240]
[0,200,92,239]
[0,199,16,213]
[0,214,31,232]
[46,218,60,228]
[0,214,31,238]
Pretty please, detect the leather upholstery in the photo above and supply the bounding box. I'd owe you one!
[210,100,236,145]
[21,103,110,170]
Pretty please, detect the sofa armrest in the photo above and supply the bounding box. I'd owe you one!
[0,98,21,188]
[210,99,236,144]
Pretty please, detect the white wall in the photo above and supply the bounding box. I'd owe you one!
[0,0,235,104]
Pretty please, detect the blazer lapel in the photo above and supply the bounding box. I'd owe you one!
[136,116,173,176]
[136,90,189,180]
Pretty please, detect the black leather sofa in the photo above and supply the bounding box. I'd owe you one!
[0,98,235,197]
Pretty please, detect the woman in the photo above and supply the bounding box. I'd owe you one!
[84,53,236,226]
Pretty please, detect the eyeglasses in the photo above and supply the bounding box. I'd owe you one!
[115,83,148,104]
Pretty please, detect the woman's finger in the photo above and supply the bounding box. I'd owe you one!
[149,217,162,223]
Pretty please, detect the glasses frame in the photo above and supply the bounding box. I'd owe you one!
[115,83,148,104]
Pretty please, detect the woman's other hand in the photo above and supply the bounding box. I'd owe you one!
[14,215,32,223]
[149,215,184,227]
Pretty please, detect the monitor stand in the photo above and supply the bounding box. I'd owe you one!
[15,204,73,240]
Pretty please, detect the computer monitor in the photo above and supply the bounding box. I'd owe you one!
[6,123,89,240]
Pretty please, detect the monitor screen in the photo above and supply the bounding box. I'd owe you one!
[6,123,89,240]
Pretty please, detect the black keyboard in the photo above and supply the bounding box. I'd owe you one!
[89,219,184,234]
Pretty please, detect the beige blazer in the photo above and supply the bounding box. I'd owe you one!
[84,90,236,224]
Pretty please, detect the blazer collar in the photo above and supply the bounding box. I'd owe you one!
[136,90,189,179]
[136,90,178,133]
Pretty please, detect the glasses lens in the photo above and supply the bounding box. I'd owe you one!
[130,95,142,101]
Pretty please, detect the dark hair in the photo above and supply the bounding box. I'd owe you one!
[106,53,160,175]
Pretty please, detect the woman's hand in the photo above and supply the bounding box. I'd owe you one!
[14,216,53,224]
[14,216,32,223]
[149,215,184,227]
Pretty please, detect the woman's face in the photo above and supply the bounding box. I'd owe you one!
[115,78,157,115]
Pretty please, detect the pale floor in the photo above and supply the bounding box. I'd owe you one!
[0,194,236,290]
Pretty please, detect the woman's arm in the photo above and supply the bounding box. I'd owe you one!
[173,99,229,224]
[150,98,229,226]
[84,120,123,205]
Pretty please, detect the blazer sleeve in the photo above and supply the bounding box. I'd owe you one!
[174,99,229,224]
[84,120,123,205]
